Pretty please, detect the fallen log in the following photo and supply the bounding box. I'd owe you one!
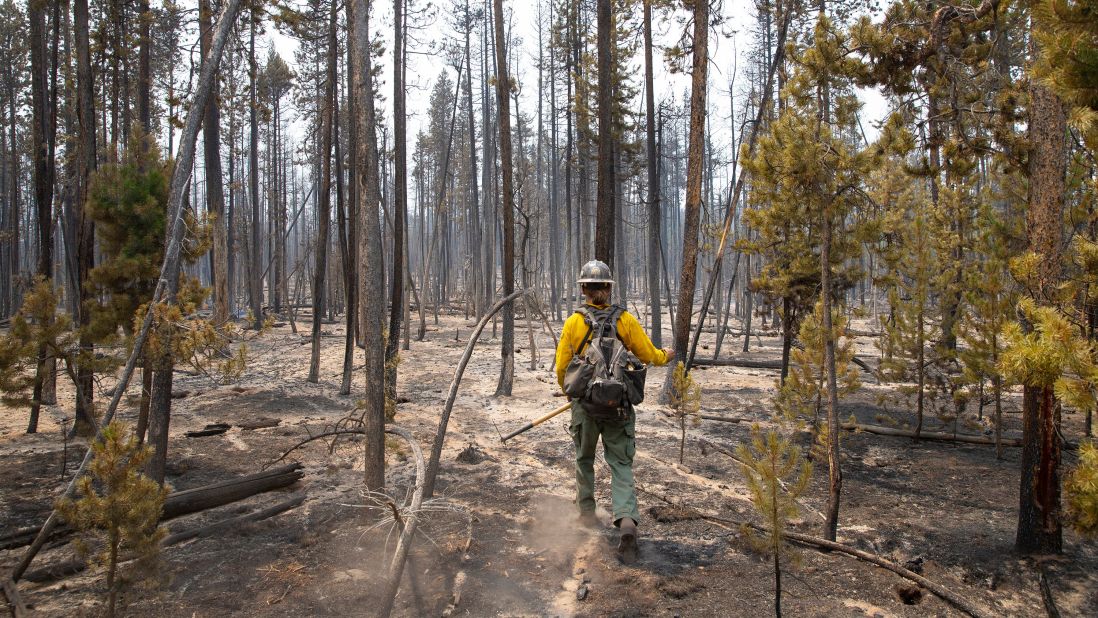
[160,462,304,519]
[657,409,752,424]
[1038,562,1061,618]
[0,527,44,552]
[0,463,304,550]
[692,355,878,378]
[162,493,306,545]
[22,494,307,584]
[184,423,231,437]
[841,422,1022,447]
[690,357,783,370]
[700,413,751,424]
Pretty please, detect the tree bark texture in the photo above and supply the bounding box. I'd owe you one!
[200,0,230,326]
[27,0,56,434]
[493,0,516,396]
[643,0,661,349]
[249,11,263,331]
[352,0,388,490]
[308,0,338,384]
[594,0,615,268]
[1015,78,1067,555]
[664,0,708,399]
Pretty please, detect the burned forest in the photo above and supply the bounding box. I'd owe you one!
[2,0,1098,616]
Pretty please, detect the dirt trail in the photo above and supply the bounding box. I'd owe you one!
[2,310,1097,616]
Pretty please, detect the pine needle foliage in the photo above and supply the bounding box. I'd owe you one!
[958,200,1017,453]
[1065,440,1098,536]
[669,361,700,464]
[1,279,114,412]
[875,175,940,436]
[737,425,811,618]
[999,296,1098,410]
[57,421,168,617]
[0,279,65,408]
[775,300,860,434]
[1033,0,1098,138]
[85,132,171,342]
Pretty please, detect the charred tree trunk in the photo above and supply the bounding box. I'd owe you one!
[594,0,615,268]
[248,10,262,330]
[492,0,516,396]
[1016,78,1067,555]
[137,0,151,132]
[663,0,707,400]
[308,1,338,384]
[28,0,57,433]
[643,0,661,349]
[352,0,388,490]
[200,0,230,326]
[386,0,408,408]
[73,0,97,436]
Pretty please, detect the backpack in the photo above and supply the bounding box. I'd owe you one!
[562,305,648,420]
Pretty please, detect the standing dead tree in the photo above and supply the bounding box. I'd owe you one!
[684,0,791,372]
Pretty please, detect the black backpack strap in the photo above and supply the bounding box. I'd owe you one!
[602,305,624,340]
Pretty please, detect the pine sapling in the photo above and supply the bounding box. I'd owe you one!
[669,362,701,464]
[774,300,859,455]
[738,426,811,617]
[57,421,168,617]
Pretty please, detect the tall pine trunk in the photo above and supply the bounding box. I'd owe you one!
[28,0,57,433]
[643,0,661,348]
[74,0,97,436]
[353,0,388,489]
[1016,77,1067,555]
[200,0,230,326]
[248,11,262,330]
[386,0,407,408]
[594,0,615,267]
[663,0,707,400]
[308,1,338,383]
[493,0,516,396]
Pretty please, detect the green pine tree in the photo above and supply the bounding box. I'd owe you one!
[57,421,168,617]
[84,132,171,343]
[669,361,701,464]
[1065,440,1098,537]
[1033,0,1098,137]
[738,426,811,618]
[958,198,1017,456]
[775,300,860,439]
[875,166,939,439]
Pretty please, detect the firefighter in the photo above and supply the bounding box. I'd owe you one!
[555,259,673,563]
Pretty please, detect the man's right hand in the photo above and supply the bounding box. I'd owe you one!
[663,348,676,361]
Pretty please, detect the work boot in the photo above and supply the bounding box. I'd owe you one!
[577,511,600,528]
[617,518,638,564]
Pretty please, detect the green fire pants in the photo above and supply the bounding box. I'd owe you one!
[569,401,640,525]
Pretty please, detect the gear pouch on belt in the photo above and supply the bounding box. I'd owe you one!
[621,355,647,405]
[563,357,595,399]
